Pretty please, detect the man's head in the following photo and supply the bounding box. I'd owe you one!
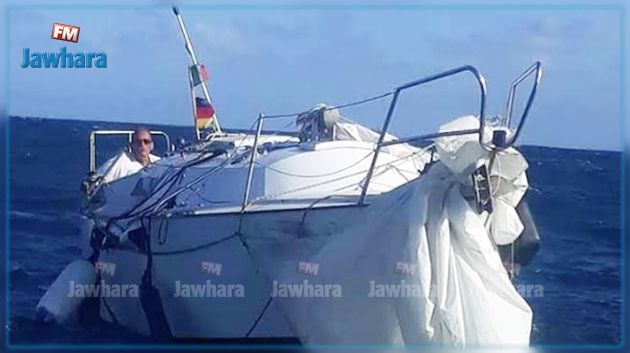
[131,127,154,166]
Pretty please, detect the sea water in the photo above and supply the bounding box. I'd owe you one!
[7,116,621,345]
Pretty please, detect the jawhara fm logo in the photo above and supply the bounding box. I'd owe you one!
[21,23,108,69]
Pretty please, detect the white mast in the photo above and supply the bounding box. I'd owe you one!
[172,6,222,139]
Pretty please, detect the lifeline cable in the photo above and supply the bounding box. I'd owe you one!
[131,119,262,220]
[109,122,258,222]
[106,89,395,224]
[262,91,395,119]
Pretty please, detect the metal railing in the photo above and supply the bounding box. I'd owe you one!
[358,65,488,205]
[241,115,264,212]
[503,61,542,148]
[88,130,172,173]
[240,63,542,209]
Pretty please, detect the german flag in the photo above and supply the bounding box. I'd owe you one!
[195,97,216,130]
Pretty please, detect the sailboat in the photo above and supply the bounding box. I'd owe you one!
[37,6,542,346]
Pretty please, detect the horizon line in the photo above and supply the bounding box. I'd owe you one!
[7,114,623,154]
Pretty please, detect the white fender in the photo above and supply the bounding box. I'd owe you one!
[35,259,97,325]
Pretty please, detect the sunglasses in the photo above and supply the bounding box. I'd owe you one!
[133,138,153,145]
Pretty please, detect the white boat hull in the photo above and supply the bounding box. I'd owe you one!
[64,115,537,345]
[92,201,367,339]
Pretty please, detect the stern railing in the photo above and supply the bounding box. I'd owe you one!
[358,65,487,205]
[358,62,542,205]
[503,61,543,147]
[241,62,542,209]
[89,130,172,173]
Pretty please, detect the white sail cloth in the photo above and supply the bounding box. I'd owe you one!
[334,119,430,172]
[246,116,532,346]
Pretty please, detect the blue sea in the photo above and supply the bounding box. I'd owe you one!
[7,116,622,346]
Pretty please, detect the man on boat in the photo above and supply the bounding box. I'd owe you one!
[98,127,161,183]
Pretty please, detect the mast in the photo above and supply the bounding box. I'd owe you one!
[172,6,223,139]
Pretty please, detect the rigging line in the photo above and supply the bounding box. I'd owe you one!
[253,148,429,202]
[235,205,279,340]
[262,91,395,119]
[258,146,427,180]
[116,119,424,222]
[127,133,414,217]
[149,120,260,199]
[148,233,238,256]
[141,217,152,274]
[147,153,243,215]
[134,153,226,210]
[245,119,295,139]
[143,150,219,193]
[257,151,374,179]
[127,145,418,224]
[101,296,122,327]
[114,171,185,221]
[147,162,228,214]
[188,190,231,205]
[235,202,277,339]
[298,194,336,237]
[157,217,169,245]
[114,120,261,222]
[145,119,261,214]
[109,152,216,222]
[244,296,274,339]
[252,169,366,202]
[333,91,395,110]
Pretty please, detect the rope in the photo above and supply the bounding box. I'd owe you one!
[142,218,153,285]
[258,151,373,179]
[262,91,394,119]
[106,89,399,225]
[105,88,395,225]
[101,295,122,327]
[109,119,261,224]
[150,233,239,256]
[252,148,428,202]
[298,195,335,237]
[143,119,262,215]
[244,296,274,338]
[157,217,169,245]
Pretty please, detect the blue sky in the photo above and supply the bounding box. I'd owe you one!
[7,4,623,151]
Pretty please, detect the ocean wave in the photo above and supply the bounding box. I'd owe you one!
[9,210,67,223]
